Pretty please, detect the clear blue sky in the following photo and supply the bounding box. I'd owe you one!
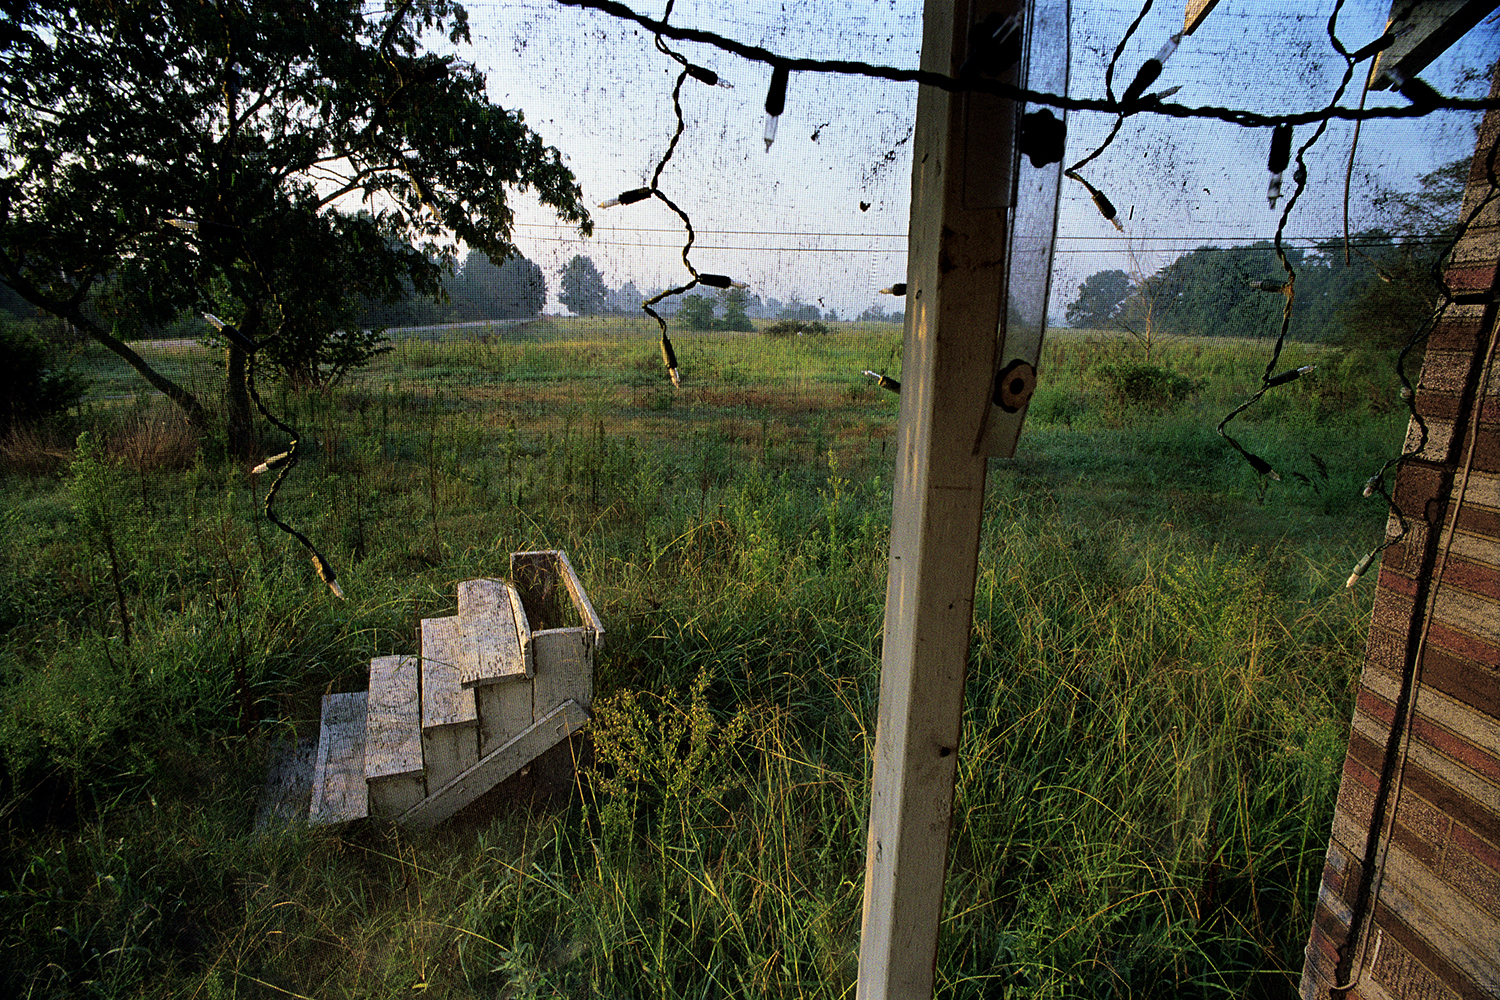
[445,1,1497,321]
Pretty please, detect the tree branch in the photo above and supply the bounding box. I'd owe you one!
[0,249,211,431]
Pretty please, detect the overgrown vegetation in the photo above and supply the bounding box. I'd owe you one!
[0,318,1405,997]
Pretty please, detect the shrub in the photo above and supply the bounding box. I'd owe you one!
[763,319,829,338]
[1090,361,1202,410]
[0,321,89,432]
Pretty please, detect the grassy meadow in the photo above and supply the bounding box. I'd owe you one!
[0,316,1411,998]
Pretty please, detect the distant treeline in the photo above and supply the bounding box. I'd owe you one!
[1064,231,1449,348]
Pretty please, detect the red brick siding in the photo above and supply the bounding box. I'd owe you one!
[1300,69,1500,1000]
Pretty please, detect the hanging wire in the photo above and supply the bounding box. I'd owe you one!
[596,2,748,386]
[557,0,1500,125]
[1063,0,1156,222]
[1215,0,1372,483]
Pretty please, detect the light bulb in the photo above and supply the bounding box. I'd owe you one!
[880,283,907,296]
[1121,33,1181,104]
[252,449,294,475]
[1266,124,1292,207]
[600,187,652,209]
[763,65,789,151]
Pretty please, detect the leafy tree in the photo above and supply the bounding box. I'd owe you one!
[0,1,590,451]
[718,288,755,332]
[559,255,608,316]
[678,294,717,331]
[751,295,780,320]
[605,279,643,315]
[449,250,546,320]
[0,281,32,321]
[1065,269,1132,329]
[1331,159,1468,349]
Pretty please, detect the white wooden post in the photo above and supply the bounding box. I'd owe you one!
[858,0,1050,995]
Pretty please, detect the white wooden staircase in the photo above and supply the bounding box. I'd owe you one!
[295,550,602,830]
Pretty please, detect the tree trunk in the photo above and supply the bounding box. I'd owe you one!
[226,342,254,458]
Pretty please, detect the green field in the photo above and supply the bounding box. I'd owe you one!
[0,318,1409,998]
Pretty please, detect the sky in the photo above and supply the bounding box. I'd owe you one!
[436,0,1498,322]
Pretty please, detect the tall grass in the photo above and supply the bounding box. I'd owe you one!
[0,322,1400,997]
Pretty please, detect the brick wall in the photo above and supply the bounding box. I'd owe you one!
[1300,73,1500,1000]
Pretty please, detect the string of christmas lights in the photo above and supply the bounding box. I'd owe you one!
[597,2,750,386]
[555,0,1499,126]
[572,0,1493,597]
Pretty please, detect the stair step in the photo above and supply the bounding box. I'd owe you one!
[365,655,426,817]
[457,579,533,687]
[399,699,589,829]
[310,691,369,824]
[420,615,480,791]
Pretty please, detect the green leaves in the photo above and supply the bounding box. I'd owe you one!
[2,0,590,396]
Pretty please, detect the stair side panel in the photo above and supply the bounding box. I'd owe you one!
[477,678,534,758]
[533,628,594,717]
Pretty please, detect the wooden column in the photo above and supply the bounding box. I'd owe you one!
[857,1,1026,995]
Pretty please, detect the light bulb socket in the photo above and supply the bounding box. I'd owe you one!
[252,449,294,474]
[1121,59,1163,104]
[1268,124,1293,174]
[602,187,652,208]
[1345,550,1376,589]
[1246,453,1279,479]
[764,65,789,117]
[1090,189,1122,230]
[1397,76,1442,107]
[1265,364,1314,388]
